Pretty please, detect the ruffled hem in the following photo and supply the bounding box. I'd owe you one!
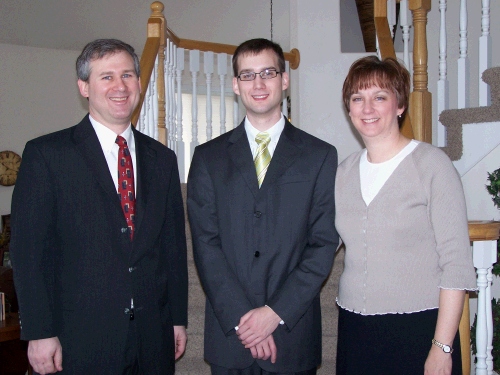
[336,297,439,316]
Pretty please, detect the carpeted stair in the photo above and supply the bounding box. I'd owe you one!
[440,66,500,161]
[176,184,344,374]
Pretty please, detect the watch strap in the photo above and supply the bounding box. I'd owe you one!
[432,338,454,353]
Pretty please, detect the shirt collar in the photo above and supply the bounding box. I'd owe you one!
[89,115,134,154]
[244,114,285,142]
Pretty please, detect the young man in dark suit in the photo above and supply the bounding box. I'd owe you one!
[10,39,188,374]
[187,38,339,375]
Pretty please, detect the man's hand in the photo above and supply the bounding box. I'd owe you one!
[249,334,277,363]
[237,306,282,348]
[28,337,63,374]
[424,345,453,375]
[173,325,187,360]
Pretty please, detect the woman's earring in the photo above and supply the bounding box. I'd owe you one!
[398,114,402,118]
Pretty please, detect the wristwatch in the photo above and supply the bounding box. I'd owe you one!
[432,339,453,353]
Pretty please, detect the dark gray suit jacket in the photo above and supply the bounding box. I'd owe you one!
[10,115,188,374]
[187,119,339,372]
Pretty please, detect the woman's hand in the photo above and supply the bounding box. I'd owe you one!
[424,343,452,375]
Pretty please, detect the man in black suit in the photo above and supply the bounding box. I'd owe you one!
[187,38,339,375]
[10,39,188,374]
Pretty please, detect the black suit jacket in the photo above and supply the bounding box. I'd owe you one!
[10,115,188,374]
[187,119,339,372]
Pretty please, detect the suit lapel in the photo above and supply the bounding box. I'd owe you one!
[73,117,121,208]
[132,128,156,237]
[227,122,260,198]
[259,120,302,190]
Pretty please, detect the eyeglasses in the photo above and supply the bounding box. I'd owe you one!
[237,68,282,81]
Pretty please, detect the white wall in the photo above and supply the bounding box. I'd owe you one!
[0,44,87,216]
[290,0,364,164]
[2,1,499,220]
[462,145,500,221]
[0,1,292,217]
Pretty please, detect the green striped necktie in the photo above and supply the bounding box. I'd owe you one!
[254,132,271,188]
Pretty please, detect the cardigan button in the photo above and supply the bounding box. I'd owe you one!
[254,251,260,258]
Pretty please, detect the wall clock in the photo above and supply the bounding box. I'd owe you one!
[0,151,22,186]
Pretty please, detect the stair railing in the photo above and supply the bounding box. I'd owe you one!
[374,0,432,143]
[132,1,300,181]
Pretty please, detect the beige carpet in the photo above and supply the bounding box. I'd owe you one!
[176,184,344,374]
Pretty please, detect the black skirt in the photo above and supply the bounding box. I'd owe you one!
[336,308,462,375]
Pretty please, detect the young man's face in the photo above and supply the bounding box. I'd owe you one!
[233,49,289,129]
[78,50,141,132]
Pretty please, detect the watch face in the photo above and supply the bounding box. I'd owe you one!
[443,345,451,353]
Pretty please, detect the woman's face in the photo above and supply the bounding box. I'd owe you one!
[348,85,404,141]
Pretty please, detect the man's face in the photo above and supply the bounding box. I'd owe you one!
[232,49,289,128]
[78,51,140,131]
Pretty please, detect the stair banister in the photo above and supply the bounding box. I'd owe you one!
[133,1,301,146]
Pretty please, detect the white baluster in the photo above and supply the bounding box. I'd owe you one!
[387,0,396,39]
[233,96,240,129]
[457,0,469,110]
[166,41,174,149]
[486,265,494,374]
[437,0,449,147]
[143,58,154,138]
[148,67,155,139]
[479,0,491,107]
[151,55,159,140]
[204,52,214,141]
[218,53,227,134]
[169,42,176,150]
[282,61,289,119]
[190,50,200,160]
[473,240,497,375]
[176,48,186,182]
[138,93,146,133]
[399,0,411,69]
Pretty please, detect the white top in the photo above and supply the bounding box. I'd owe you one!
[89,115,137,192]
[360,140,419,205]
[244,115,285,158]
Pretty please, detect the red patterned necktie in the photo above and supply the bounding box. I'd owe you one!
[116,136,135,240]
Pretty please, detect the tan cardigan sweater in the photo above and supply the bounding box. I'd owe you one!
[335,142,476,315]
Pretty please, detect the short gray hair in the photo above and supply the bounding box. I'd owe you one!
[76,39,140,82]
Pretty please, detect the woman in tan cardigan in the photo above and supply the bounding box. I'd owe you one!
[335,56,476,375]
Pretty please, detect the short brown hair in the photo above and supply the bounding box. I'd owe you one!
[342,56,410,116]
[76,39,140,82]
[232,38,286,77]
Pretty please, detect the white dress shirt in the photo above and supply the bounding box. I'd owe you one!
[89,115,137,193]
[244,115,285,159]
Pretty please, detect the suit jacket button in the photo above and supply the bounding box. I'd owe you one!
[254,211,262,218]
[254,251,260,258]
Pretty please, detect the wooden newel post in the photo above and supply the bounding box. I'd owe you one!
[409,0,432,143]
[150,2,167,145]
